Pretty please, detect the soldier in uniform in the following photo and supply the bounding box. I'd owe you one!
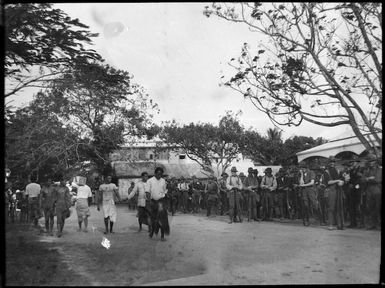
[205,175,219,217]
[238,172,248,215]
[218,172,229,215]
[296,162,321,226]
[315,165,328,226]
[226,166,243,223]
[190,176,204,213]
[178,177,190,213]
[347,158,364,228]
[53,176,72,237]
[253,169,262,220]
[260,168,277,221]
[243,167,259,221]
[275,168,287,220]
[362,153,382,229]
[167,177,178,216]
[325,156,345,230]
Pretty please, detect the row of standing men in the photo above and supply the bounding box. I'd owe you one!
[158,154,381,230]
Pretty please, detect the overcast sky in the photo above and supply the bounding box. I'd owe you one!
[9,3,355,141]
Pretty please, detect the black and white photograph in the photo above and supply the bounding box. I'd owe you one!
[4,2,382,285]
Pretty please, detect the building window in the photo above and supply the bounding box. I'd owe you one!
[179,154,186,160]
[149,154,153,160]
[138,149,146,160]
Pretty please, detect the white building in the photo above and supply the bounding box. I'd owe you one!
[110,140,281,199]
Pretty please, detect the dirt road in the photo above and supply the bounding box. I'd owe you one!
[6,204,381,285]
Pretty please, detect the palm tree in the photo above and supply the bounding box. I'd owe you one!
[266,127,283,142]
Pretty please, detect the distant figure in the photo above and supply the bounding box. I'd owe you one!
[73,181,92,232]
[53,177,72,237]
[97,175,121,234]
[260,168,277,221]
[205,175,219,217]
[243,167,259,222]
[218,172,229,215]
[40,179,56,235]
[324,156,345,230]
[25,175,41,227]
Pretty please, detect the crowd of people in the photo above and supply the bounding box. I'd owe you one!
[5,153,381,240]
[133,153,380,230]
[5,168,171,241]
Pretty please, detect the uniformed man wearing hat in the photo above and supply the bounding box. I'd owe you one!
[260,167,277,221]
[226,166,243,223]
[238,172,248,215]
[347,157,364,228]
[276,168,292,220]
[324,156,345,230]
[295,162,319,226]
[243,167,259,221]
[362,153,382,229]
[218,172,229,215]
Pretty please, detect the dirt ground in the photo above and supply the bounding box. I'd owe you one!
[6,204,382,285]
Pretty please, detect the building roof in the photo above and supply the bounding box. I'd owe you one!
[112,161,210,178]
[296,133,381,162]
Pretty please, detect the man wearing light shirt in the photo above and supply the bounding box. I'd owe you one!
[25,175,41,227]
[147,167,170,241]
[73,181,92,232]
[127,172,151,232]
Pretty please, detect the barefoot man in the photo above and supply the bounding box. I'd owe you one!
[97,175,121,234]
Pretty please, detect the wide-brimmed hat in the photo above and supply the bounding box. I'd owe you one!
[264,167,272,173]
[239,172,246,177]
[298,162,307,168]
[230,166,238,172]
[328,156,336,162]
[221,172,229,177]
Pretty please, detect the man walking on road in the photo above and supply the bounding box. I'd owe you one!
[25,175,41,227]
[73,179,92,232]
[148,167,170,241]
[40,179,55,235]
[97,175,121,234]
[127,172,151,232]
[53,176,72,237]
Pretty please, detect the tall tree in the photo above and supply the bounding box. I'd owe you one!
[5,3,101,98]
[33,61,159,172]
[5,104,86,183]
[161,112,243,176]
[204,2,382,156]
